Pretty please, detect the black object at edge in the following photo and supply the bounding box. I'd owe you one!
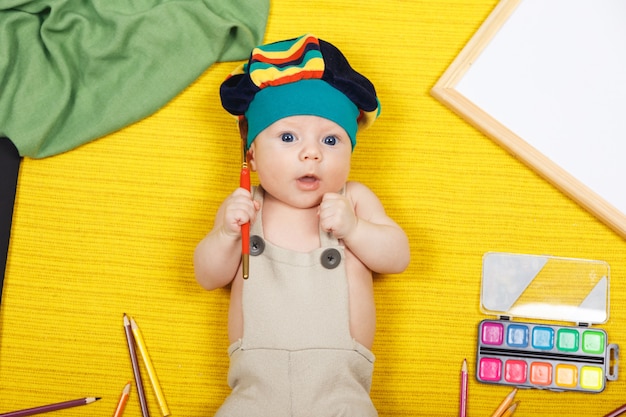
[0,137,21,305]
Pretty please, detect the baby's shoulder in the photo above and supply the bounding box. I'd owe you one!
[345,181,387,217]
[345,180,377,200]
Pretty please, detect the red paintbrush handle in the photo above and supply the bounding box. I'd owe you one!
[240,166,251,191]
[241,223,250,255]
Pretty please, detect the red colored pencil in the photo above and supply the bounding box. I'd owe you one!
[0,397,100,417]
[459,359,468,417]
[123,314,150,417]
[604,403,626,417]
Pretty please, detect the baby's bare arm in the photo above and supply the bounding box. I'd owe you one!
[194,188,257,290]
[320,181,410,274]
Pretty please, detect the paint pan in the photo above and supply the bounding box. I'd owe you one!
[477,252,619,392]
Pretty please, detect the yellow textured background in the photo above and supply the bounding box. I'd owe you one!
[2,1,626,416]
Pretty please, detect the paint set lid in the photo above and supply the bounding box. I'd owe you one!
[481,252,610,325]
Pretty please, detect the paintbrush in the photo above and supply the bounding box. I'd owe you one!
[240,137,250,279]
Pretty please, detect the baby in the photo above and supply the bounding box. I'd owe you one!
[194,34,410,417]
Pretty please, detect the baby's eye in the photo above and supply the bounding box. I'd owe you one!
[323,135,338,146]
[280,133,295,143]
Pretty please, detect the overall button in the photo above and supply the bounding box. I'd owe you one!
[321,248,341,269]
[250,235,265,256]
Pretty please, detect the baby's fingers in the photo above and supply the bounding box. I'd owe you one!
[223,188,256,235]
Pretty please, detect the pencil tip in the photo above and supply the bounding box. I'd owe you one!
[95,397,102,401]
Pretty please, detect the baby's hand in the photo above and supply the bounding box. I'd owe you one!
[319,192,357,239]
[220,188,258,238]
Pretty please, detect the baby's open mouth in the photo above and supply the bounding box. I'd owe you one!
[298,175,318,183]
[296,175,321,190]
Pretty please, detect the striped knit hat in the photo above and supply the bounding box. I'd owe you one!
[220,34,380,150]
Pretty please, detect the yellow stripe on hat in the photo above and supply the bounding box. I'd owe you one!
[225,63,247,79]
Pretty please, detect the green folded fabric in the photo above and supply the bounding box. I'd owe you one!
[0,0,268,158]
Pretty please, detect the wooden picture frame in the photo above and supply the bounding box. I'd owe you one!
[431,0,626,239]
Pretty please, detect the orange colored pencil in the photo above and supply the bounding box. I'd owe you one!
[112,382,131,417]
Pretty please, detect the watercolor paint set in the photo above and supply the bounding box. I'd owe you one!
[476,252,619,393]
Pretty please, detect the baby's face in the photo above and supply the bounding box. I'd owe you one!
[248,115,352,209]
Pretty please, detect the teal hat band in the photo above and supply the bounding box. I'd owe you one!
[244,79,359,150]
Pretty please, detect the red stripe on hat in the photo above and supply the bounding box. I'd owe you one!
[251,36,319,66]
[258,70,324,89]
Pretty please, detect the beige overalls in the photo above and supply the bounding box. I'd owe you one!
[215,186,377,417]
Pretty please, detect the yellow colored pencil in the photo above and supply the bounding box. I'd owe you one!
[130,317,171,417]
[500,401,519,417]
[490,388,517,417]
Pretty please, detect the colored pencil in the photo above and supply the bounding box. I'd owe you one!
[490,388,517,417]
[131,317,171,416]
[123,313,150,417]
[0,397,100,417]
[112,382,131,417]
[500,401,519,417]
[459,359,468,417]
[240,137,251,279]
[604,403,626,417]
